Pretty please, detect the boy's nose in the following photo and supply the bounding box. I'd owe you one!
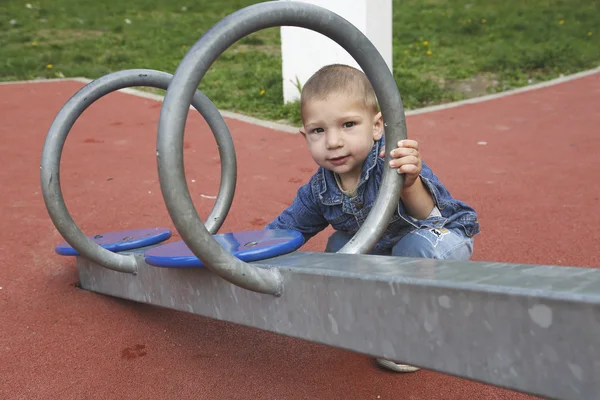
[325,131,343,149]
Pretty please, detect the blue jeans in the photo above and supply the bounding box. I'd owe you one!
[325,227,474,260]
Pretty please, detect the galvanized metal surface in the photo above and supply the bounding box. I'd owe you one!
[156,1,407,295]
[79,250,600,400]
[40,69,236,273]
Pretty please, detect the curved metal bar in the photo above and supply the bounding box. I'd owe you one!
[41,69,237,274]
[157,1,406,295]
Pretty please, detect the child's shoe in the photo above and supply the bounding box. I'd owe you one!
[376,359,421,372]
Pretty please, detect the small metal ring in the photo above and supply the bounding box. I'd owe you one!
[41,69,237,273]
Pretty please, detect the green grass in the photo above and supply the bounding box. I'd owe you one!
[1,0,599,125]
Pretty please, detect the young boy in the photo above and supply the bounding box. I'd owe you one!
[266,64,480,372]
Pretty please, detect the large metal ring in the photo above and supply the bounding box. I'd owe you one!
[41,69,237,274]
[157,1,406,295]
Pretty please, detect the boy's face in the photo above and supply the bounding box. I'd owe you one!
[299,93,383,181]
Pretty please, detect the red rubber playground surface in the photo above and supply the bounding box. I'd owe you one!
[1,70,599,399]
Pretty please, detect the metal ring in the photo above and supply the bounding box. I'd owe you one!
[157,1,406,295]
[41,69,237,274]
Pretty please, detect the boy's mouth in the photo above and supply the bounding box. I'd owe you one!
[328,155,349,165]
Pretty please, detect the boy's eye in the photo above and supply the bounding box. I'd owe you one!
[312,127,324,133]
[343,121,355,128]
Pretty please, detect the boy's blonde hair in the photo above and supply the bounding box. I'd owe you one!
[300,64,379,118]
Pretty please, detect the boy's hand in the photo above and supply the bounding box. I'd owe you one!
[379,140,422,188]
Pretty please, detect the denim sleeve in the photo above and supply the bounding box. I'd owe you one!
[418,161,450,209]
[265,181,329,244]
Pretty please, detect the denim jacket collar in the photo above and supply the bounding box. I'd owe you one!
[316,139,383,205]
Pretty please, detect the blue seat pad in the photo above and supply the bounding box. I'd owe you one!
[144,229,304,268]
[55,227,172,256]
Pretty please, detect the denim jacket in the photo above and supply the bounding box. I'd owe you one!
[266,138,480,252]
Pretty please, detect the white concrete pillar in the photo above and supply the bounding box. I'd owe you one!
[280,0,393,104]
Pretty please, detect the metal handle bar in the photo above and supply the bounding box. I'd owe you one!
[157,1,406,295]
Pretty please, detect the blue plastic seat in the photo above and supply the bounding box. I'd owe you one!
[55,227,172,256]
[144,229,304,268]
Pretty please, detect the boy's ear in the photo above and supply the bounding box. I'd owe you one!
[372,112,383,140]
[299,127,307,138]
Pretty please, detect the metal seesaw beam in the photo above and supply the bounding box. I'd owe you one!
[77,250,600,400]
